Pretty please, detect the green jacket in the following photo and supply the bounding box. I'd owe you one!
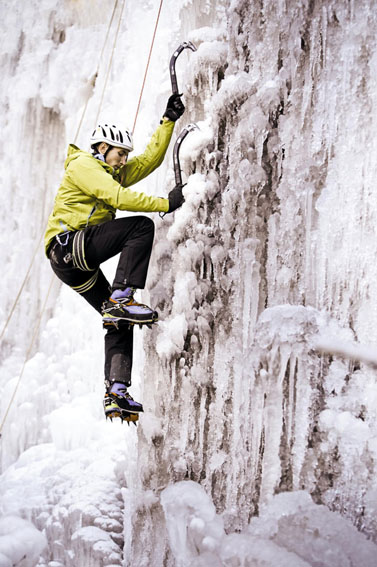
[44,119,174,254]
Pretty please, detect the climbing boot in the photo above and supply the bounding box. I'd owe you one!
[102,287,158,326]
[103,381,143,425]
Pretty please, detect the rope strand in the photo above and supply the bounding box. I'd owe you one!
[74,0,120,144]
[0,232,43,343]
[132,0,164,133]
[94,0,126,126]
[0,276,56,437]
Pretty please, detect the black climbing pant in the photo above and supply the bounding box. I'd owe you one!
[48,216,155,384]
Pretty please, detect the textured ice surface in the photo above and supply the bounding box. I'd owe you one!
[1,0,377,565]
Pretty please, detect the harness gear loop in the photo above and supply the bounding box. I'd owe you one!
[56,232,70,247]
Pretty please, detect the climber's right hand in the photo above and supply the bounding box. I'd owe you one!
[167,183,185,212]
[163,94,185,122]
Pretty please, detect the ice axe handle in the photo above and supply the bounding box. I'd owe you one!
[173,123,199,186]
[159,123,199,219]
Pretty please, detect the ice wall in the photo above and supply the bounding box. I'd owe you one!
[127,0,377,563]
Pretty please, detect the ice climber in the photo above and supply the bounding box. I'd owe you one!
[44,94,185,423]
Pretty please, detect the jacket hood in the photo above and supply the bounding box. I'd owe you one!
[64,144,114,173]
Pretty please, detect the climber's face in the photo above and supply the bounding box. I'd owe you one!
[104,146,129,168]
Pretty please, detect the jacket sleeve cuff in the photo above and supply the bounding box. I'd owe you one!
[159,198,169,212]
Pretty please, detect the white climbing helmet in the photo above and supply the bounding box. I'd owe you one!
[90,123,133,151]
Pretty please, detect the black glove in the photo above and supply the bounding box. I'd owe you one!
[168,183,185,212]
[163,94,185,122]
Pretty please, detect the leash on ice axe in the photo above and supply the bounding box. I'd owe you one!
[160,42,199,218]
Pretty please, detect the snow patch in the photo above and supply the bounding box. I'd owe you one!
[0,516,46,567]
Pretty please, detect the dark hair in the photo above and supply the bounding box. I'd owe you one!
[91,142,113,156]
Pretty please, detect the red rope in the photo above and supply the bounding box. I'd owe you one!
[132,0,164,134]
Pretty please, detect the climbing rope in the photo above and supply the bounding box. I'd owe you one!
[0,233,43,344]
[74,0,121,144]
[94,0,126,127]
[0,277,55,437]
[132,0,164,133]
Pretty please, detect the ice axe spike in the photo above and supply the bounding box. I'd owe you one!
[169,41,197,95]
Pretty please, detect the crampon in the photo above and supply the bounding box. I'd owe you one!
[102,288,158,328]
[103,394,140,426]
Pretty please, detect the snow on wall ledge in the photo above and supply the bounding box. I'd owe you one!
[160,481,377,567]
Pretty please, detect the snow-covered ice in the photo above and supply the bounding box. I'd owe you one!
[161,481,377,567]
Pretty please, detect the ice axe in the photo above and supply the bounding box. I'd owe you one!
[173,123,199,186]
[169,41,197,95]
[160,123,199,219]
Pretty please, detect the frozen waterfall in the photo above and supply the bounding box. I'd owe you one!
[1,0,377,565]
